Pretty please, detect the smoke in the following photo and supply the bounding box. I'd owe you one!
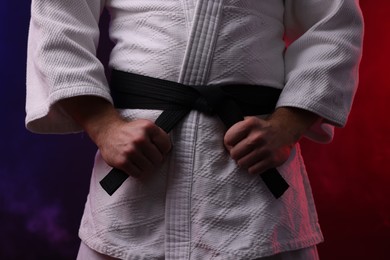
[0,1,92,259]
[0,160,73,259]
[0,130,93,259]
[26,204,71,245]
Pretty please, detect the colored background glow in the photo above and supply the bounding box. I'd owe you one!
[0,1,389,259]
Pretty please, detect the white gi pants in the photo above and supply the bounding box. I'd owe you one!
[77,242,320,260]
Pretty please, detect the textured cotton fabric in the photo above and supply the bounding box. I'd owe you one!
[77,242,319,260]
[26,0,364,259]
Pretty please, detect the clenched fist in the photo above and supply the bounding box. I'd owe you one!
[96,119,171,178]
[224,107,319,174]
[58,96,172,178]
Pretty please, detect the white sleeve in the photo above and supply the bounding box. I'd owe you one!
[278,0,364,143]
[25,0,112,134]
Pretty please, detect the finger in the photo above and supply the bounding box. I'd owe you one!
[247,159,273,175]
[224,120,251,148]
[139,141,164,165]
[237,149,269,170]
[150,129,172,155]
[126,146,155,173]
[229,140,254,161]
[121,162,142,178]
[131,157,154,174]
[229,132,266,161]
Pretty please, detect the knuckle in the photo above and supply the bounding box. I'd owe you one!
[230,150,238,160]
[249,134,266,148]
[251,132,264,143]
[141,120,156,132]
[230,149,242,161]
[237,159,248,169]
[248,162,261,174]
[246,117,257,125]
[250,162,268,175]
[132,135,148,145]
[125,146,138,157]
[224,140,233,149]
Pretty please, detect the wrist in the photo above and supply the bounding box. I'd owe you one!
[83,107,124,147]
[267,107,320,142]
[58,96,124,145]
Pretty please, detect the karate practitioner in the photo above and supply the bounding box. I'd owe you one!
[26,0,364,259]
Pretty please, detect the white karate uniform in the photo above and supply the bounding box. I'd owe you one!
[26,0,363,259]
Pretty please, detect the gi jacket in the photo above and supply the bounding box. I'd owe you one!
[26,0,364,259]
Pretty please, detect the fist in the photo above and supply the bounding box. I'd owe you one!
[97,119,172,178]
[223,116,294,174]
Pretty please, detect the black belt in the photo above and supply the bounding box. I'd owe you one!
[99,70,289,198]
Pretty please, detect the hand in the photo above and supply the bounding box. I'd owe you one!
[96,119,171,178]
[223,116,293,174]
[223,107,319,174]
[58,96,172,178]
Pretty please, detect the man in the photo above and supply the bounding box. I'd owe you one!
[26,0,364,259]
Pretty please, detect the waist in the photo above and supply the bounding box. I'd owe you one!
[110,69,282,130]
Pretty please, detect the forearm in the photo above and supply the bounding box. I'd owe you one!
[267,107,320,143]
[57,96,123,145]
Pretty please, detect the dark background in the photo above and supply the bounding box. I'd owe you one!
[1,1,389,259]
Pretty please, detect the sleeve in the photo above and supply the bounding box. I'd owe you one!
[278,0,364,143]
[25,0,112,134]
